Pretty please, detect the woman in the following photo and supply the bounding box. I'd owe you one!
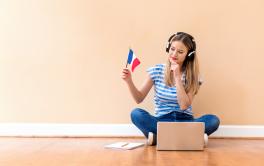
[121,32,220,146]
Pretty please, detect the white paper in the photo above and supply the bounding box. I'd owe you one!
[104,142,145,150]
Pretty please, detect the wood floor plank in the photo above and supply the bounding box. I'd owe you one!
[0,137,263,166]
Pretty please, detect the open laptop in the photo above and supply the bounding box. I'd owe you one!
[157,122,205,151]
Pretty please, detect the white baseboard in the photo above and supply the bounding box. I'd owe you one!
[210,125,264,138]
[0,124,142,137]
[0,123,263,138]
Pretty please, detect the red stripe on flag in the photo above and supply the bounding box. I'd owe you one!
[131,58,140,72]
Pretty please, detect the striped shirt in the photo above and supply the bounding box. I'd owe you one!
[147,64,199,117]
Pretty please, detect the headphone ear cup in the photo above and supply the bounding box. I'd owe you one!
[187,51,195,61]
[166,43,171,53]
[166,34,176,53]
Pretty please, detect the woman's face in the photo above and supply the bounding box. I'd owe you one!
[168,41,188,65]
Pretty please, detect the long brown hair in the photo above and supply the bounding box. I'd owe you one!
[164,32,200,95]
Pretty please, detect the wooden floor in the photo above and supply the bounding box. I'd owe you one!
[0,137,263,166]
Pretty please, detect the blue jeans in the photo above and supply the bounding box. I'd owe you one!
[131,108,220,138]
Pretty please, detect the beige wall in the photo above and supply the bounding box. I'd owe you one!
[0,0,263,124]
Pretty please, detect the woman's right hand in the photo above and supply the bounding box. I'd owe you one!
[121,68,132,83]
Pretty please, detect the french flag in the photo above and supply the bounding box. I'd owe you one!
[127,49,140,72]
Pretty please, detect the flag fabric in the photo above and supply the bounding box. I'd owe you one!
[127,49,140,72]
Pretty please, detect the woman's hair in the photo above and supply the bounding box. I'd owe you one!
[164,32,200,95]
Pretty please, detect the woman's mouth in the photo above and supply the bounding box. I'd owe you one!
[171,57,177,61]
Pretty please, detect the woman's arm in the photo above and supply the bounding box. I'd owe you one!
[174,77,194,110]
[122,68,153,104]
[171,64,194,110]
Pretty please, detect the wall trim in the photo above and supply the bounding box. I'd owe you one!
[0,123,264,138]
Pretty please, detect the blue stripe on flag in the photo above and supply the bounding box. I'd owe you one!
[127,49,133,64]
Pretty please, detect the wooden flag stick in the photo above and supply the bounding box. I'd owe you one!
[126,46,131,68]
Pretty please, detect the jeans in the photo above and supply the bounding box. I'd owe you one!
[131,108,220,138]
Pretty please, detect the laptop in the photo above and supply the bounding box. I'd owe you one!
[157,122,205,151]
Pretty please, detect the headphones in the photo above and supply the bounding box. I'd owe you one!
[166,32,196,61]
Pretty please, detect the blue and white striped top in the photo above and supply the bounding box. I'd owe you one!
[147,64,194,117]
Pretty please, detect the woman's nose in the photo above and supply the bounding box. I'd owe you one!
[171,51,177,56]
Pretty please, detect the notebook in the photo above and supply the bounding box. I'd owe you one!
[104,142,145,150]
[157,122,205,151]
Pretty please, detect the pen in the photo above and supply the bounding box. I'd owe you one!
[121,143,129,147]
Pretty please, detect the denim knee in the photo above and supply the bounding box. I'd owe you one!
[206,114,220,135]
[210,114,220,128]
[130,108,146,124]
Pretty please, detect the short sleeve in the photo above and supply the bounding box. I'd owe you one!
[146,64,163,84]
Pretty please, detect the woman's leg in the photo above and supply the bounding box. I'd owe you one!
[130,108,158,138]
[193,114,220,135]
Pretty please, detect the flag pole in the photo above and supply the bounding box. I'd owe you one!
[126,46,131,68]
